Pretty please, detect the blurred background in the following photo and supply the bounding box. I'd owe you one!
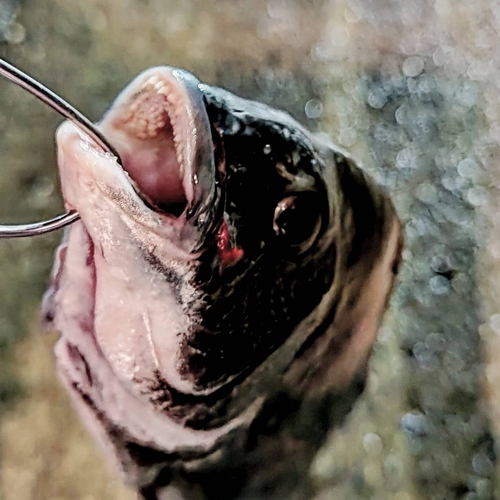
[0,0,500,498]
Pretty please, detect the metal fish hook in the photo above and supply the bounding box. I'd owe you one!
[0,57,122,238]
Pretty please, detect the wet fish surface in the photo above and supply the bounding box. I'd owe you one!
[42,67,403,500]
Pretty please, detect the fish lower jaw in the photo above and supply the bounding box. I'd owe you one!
[56,121,205,257]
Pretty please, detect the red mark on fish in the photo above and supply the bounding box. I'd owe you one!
[216,219,244,269]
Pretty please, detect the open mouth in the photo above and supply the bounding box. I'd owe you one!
[97,67,218,220]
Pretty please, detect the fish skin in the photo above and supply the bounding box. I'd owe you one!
[42,67,403,500]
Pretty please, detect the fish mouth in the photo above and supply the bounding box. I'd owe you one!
[63,67,219,247]
[50,68,224,404]
[100,68,217,220]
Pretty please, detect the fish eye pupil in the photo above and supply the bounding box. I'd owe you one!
[273,194,321,248]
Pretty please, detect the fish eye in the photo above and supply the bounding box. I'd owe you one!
[272,192,322,252]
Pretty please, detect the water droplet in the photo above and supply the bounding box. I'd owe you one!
[415,183,438,204]
[466,187,489,207]
[401,411,429,438]
[402,56,425,77]
[363,432,383,455]
[367,88,387,109]
[433,47,448,67]
[441,175,458,192]
[456,81,478,108]
[395,105,408,124]
[396,147,419,170]
[429,275,451,295]
[304,98,323,119]
[263,144,272,155]
[472,453,493,476]
[476,478,493,498]
[457,158,479,178]
[467,61,490,82]
[418,74,437,94]
[338,127,357,147]
[488,314,500,333]
[5,22,25,44]
[311,41,334,62]
[430,255,450,273]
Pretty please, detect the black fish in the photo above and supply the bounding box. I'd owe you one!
[42,67,402,500]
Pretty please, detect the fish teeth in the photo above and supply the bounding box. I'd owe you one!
[163,90,186,176]
[130,79,187,179]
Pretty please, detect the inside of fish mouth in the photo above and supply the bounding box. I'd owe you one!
[111,86,194,217]
[134,123,188,216]
[126,132,220,220]
[100,77,224,219]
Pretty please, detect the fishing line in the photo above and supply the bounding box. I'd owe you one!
[0,57,121,237]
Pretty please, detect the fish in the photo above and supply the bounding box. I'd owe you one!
[42,67,403,500]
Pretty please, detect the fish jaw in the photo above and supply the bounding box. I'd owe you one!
[53,121,204,395]
[47,220,260,481]
[57,66,219,253]
[56,120,196,253]
[50,69,222,402]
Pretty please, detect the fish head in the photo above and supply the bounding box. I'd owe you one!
[43,67,402,487]
[49,67,345,397]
